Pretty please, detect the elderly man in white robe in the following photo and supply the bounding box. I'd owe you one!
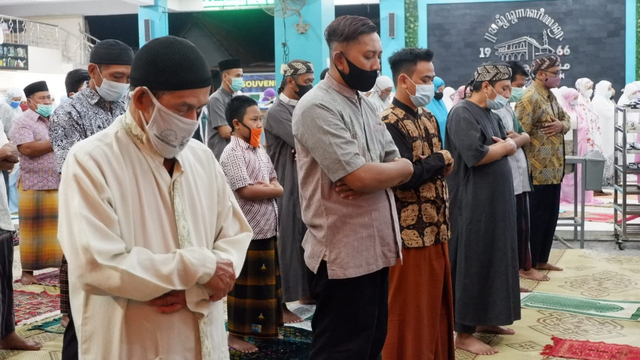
[57,36,252,360]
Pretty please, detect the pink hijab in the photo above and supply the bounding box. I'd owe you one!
[452,85,469,105]
[560,88,580,117]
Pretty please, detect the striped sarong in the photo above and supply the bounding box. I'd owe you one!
[17,182,62,271]
[227,237,283,338]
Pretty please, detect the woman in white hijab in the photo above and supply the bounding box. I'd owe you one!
[592,80,615,186]
[619,83,639,106]
[366,75,394,115]
[443,86,455,111]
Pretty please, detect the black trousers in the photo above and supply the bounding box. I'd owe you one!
[308,261,388,360]
[0,230,15,338]
[61,307,78,360]
[2,171,8,204]
[529,184,562,268]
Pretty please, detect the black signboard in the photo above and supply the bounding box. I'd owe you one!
[0,44,28,71]
[427,0,626,92]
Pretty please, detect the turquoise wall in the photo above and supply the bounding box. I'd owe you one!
[138,0,169,48]
[273,0,335,89]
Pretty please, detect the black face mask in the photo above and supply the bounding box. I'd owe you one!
[434,92,444,101]
[336,52,379,92]
[294,83,313,99]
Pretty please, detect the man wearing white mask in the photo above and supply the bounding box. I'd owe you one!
[48,38,133,360]
[58,36,252,360]
[381,47,455,360]
[207,58,243,160]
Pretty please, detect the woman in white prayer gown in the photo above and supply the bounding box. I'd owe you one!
[592,80,615,186]
[443,86,455,111]
[366,75,394,115]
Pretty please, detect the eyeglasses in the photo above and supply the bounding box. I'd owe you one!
[543,70,563,77]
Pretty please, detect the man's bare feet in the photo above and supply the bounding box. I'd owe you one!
[228,334,258,354]
[476,325,515,335]
[536,262,563,271]
[520,268,550,281]
[20,271,37,285]
[61,315,69,328]
[282,304,303,324]
[520,286,531,293]
[0,332,42,351]
[455,333,498,355]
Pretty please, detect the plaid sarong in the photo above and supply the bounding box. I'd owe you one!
[17,182,62,271]
[227,237,283,338]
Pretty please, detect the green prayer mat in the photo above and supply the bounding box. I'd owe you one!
[28,316,65,334]
[521,292,640,321]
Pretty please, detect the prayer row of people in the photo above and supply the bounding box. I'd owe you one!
[0,13,616,360]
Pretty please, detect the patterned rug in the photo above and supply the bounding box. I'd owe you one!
[28,316,64,335]
[13,270,60,287]
[0,317,62,360]
[457,249,640,360]
[542,336,640,360]
[521,292,640,321]
[13,290,60,325]
[230,327,311,360]
[529,250,640,301]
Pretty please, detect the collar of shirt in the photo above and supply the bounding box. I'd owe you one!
[230,134,255,151]
[23,108,48,123]
[217,87,233,98]
[121,110,187,172]
[79,85,120,109]
[391,97,419,119]
[279,93,298,107]
[325,73,358,100]
[531,80,555,99]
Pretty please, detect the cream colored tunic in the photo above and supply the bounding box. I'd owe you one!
[58,111,252,360]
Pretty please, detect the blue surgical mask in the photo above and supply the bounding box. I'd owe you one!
[405,76,434,107]
[96,68,129,102]
[229,77,243,92]
[487,87,509,110]
[509,87,524,102]
[9,101,20,109]
[36,104,53,117]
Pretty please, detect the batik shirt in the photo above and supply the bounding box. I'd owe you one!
[9,109,60,190]
[49,86,126,173]
[515,81,570,185]
[382,99,452,248]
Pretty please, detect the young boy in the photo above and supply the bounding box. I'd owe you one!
[220,95,284,354]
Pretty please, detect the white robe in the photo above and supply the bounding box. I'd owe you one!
[592,81,615,158]
[58,111,252,360]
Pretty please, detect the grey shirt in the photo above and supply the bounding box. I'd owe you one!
[206,87,233,160]
[292,74,402,280]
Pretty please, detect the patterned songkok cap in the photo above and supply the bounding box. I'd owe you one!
[280,60,314,77]
[473,63,512,82]
[531,55,561,74]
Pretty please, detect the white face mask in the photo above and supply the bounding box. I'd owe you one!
[139,89,200,159]
[570,100,578,106]
[585,89,593,98]
[96,68,130,102]
[405,76,434,107]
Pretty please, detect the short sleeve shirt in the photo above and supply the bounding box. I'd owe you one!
[9,109,60,190]
[292,74,402,280]
[220,136,278,240]
[206,88,233,160]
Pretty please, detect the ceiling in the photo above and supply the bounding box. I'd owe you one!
[0,0,379,17]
